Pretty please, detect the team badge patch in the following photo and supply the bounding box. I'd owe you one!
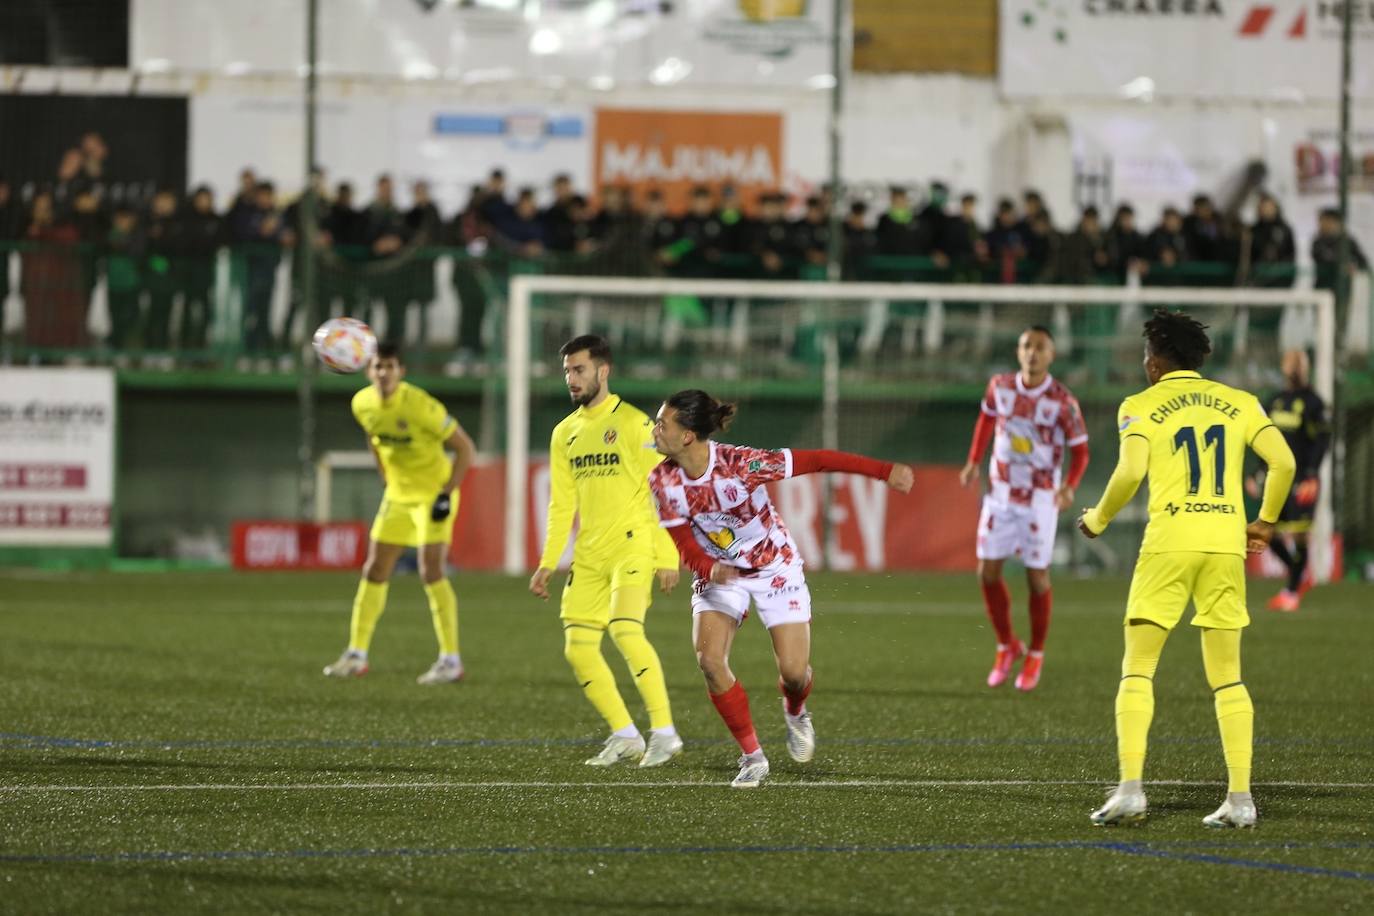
[1119,415,1139,431]
[603,429,617,445]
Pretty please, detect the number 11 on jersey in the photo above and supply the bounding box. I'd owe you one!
[1172,424,1226,496]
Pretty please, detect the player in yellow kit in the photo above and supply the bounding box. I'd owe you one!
[323,343,475,684]
[529,335,684,768]
[1079,310,1295,829]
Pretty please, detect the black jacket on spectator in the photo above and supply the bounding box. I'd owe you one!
[1107,223,1148,274]
[1183,213,1222,261]
[1251,217,1296,265]
[876,210,922,256]
[1148,226,1189,264]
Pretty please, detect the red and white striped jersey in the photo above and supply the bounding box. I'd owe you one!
[981,372,1087,507]
[648,442,799,571]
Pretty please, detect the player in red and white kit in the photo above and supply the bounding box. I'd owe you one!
[649,389,914,788]
[959,326,1089,692]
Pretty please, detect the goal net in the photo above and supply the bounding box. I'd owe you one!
[504,275,1337,581]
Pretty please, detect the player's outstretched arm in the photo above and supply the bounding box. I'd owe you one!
[791,449,912,492]
[533,429,578,595]
[1078,435,1148,538]
[665,524,737,585]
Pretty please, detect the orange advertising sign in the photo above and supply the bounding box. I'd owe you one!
[593,108,783,211]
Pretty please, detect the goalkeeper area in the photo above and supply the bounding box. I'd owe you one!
[4,569,1373,913]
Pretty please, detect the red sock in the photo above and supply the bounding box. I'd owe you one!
[980,579,1014,645]
[1029,588,1052,652]
[709,681,761,755]
[779,671,813,717]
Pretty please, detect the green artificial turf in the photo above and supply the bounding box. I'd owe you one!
[2,570,1372,914]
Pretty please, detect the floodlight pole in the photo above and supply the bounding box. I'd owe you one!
[297,0,321,521]
[1332,0,1354,544]
[820,0,850,568]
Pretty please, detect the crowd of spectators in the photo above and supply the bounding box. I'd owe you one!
[1,138,1369,360]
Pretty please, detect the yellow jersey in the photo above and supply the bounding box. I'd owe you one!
[541,394,677,570]
[1116,370,1275,556]
[351,381,457,503]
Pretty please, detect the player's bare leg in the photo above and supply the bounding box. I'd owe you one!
[769,622,815,763]
[325,540,403,677]
[696,611,768,787]
[1018,567,1052,691]
[979,559,1024,687]
[416,542,463,685]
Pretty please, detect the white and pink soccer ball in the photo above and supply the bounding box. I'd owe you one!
[312,318,377,373]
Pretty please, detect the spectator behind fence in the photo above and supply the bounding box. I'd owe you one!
[793,194,833,271]
[985,198,1026,282]
[1148,207,1190,267]
[542,173,578,252]
[450,183,491,359]
[1250,195,1296,285]
[144,188,181,350]
[105,204,145,350]
[1107,204,1148,280]
[919,182,951,264]
[236,181,281,354]
[1183,194,1222,262]
[876,187,920,256]
[1312,208,1370,292]
[944,193,988,277]
[181,185,223,350]
[21,191,86,349]
[843,201,875,279]
[750,192,793,279]
[502,188,546,257]
[1061,206,1111,284]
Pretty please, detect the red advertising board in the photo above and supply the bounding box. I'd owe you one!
[231,521,370,570]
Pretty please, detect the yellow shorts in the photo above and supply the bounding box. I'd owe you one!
[370,496,457,548]
[560,548,655,629]
[1125,551,1249,631]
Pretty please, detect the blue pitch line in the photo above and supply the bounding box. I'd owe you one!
[3,840,1374,883]
[5,732,1371,752]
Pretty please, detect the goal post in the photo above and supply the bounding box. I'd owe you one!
[505,275,1336,579]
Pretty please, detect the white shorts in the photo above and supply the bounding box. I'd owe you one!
[690,559,812,630]
[976,494,1058,570]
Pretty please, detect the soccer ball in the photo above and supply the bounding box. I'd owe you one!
[312,318,377,373]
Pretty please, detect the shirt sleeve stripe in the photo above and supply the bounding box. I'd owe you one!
[980,404,998,417]
[1067,435,1089,446]
[1123,433,1150,442]
[660,518,687,528]
[781,448,794,479]
[1248,423,1277,446]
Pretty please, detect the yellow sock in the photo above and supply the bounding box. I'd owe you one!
[564,625,633,733]
[609,609,673,732]
[348,579,389,652]
[423,579,460,657]
[1116,620,1169,783]
[1202,628,1253,793]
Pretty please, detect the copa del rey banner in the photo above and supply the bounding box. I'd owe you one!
[1000,0,1374,101]
[0,369,115,548]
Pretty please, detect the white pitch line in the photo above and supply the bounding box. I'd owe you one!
[3,779,1372,793]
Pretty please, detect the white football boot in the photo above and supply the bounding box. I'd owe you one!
[638,731,684,768]
[731,752,770,789]
[584,734,646,767]
[1090,785,1148,826]
[322,650,368,678]
[782,701,816,763]
[416,657,465,685]
[1203,796,1257,829]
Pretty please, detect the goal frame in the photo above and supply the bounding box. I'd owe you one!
[505,275,1337,578]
